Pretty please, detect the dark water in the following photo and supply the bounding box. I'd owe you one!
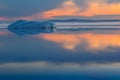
[1,23,120,80]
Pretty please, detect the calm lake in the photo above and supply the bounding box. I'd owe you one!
[1,22,120,80]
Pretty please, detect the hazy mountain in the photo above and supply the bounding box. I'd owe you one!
[49,19,120,22]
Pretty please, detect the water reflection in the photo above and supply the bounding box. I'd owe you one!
[39,33,120,51]
[7,25,120,51]
[0,26,119,64]
[1,25,120,80]
[0,31,8,35]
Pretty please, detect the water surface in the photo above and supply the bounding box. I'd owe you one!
[1,22,120,80]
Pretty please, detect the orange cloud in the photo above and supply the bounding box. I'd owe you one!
[42,0,80,18]
[41,0,120,18]
[36,32,120,51]
[82,1,120,16]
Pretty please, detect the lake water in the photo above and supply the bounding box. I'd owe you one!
[1,22,120,80]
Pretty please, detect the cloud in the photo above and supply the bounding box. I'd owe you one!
[84,0,120,16]
[0,0,65,19]
[40,0,120,19]
[0,0,120,20]
[41,0,81,19]
[108,0,120,3]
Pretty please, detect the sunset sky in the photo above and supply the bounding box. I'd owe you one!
[0,0,120,20]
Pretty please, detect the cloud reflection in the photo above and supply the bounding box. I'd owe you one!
[0,62,81,73]
[0,32,8,35]
[39,34,80,50]
[1,61,120,73]
[2,28,120,64]
[37,32,120,51]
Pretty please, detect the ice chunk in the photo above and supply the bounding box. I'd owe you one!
[7,20,55,36]
[8,20,55,29]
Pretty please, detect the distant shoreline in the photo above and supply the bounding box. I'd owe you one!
[1,19,120,23]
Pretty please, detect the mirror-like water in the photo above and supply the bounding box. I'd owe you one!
[1,22,120,80]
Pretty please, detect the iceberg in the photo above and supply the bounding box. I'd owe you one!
[8,20,55,29]
[8,20,56,35]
